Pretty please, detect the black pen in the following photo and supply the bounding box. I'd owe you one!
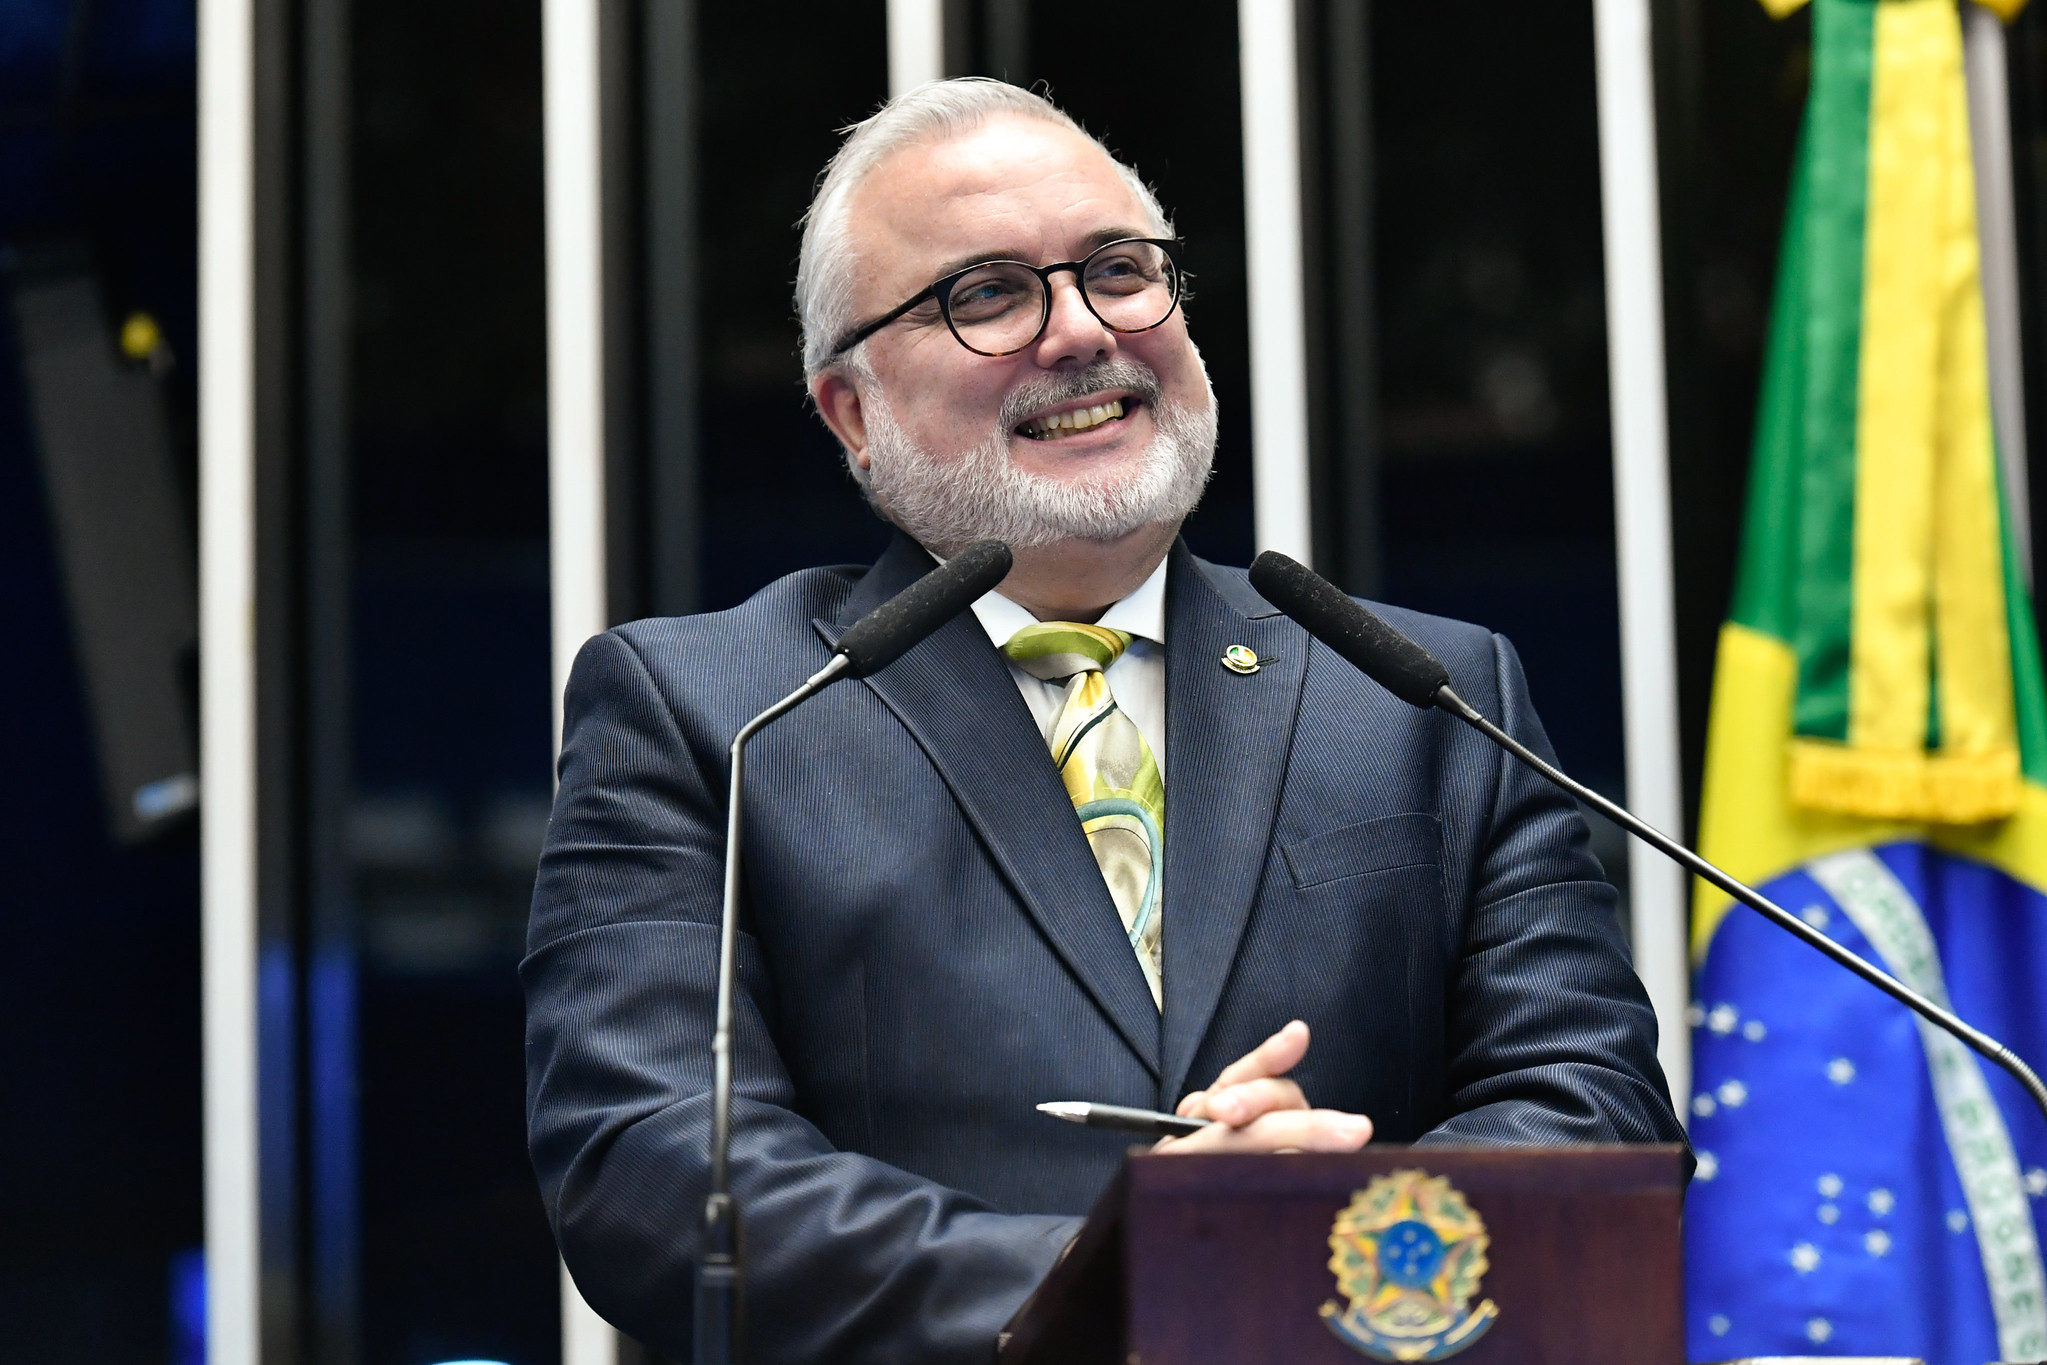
[1036,1100,1211,1138]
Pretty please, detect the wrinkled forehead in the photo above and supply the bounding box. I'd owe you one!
[841,116,1159,305]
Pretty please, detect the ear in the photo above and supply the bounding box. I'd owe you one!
[811,368,871,475]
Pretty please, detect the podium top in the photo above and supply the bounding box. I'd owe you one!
[1002,1144,1690,1365]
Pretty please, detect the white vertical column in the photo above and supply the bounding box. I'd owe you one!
[543,0,617,1359]
[545,0,610,759]
[887,0,944,97]
[1965,3,2033,581]
[561,1262,620,1365]
[1238,0,1315,564]
[199,0,259,1357]
[1591,0,1690,1114]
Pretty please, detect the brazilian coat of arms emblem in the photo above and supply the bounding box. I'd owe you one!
[1319,1169,1500,1361]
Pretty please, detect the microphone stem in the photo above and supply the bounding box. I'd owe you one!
[699,652,852,1365]
[1433,684,2047,1130]
[711,652,853,1198]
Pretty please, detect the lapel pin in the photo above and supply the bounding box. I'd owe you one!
[1221,644,1263,675]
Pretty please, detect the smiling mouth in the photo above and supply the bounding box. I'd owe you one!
[1017,397,1135,441]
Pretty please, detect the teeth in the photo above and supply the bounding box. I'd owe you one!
[1022,398,1127,438]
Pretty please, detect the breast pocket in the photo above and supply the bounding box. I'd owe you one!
[1282,812,1442,890]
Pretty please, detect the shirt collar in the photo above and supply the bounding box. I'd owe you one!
[968,553,1170,651]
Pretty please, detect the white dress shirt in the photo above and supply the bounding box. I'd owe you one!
[967,555,1170,776]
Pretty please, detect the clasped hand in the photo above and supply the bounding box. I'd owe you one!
[1154,1020,1374,1155]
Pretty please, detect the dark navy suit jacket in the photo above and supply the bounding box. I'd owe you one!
[524,533,1684,1363]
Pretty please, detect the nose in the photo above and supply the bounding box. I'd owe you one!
[1029,268,1117,369]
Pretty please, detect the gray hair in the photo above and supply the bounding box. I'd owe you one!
[795,78,1172,380]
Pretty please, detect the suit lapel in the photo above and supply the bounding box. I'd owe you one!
[1159,543,1308,1104]
[814,533,1162,1076]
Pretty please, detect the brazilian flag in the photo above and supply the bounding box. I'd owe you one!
[1683,0,2047,1358]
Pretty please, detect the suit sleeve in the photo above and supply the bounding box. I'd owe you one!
[524,631,1078,1365]
[1417,632,1691,1155]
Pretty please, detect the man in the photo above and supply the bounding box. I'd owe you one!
[525,78,1684,1363]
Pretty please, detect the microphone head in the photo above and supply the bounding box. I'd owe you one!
[1248,551,1450,708]
[835,539,1014,676]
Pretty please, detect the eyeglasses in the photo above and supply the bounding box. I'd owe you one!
[826,237,1185,360]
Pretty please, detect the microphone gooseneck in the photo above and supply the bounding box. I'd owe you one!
[1248,550,2047,1129]
[697,539,1014,1365]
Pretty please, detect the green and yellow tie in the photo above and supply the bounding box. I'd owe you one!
[1003,622,1165,1007]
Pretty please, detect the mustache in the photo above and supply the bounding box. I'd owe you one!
[997,359,1166,432]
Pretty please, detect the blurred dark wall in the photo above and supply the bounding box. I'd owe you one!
[694,0,891,610]
[0,0,202,1360]
[1371,0,1626,816]
[348,0,560,1358]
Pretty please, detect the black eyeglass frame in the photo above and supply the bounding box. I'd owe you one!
[824,236,1186,361]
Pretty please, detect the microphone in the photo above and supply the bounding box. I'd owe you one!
[1246,550,2047,1128]
[695,538,1013,1365]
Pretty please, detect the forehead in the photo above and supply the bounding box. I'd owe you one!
[843,115,1154,292]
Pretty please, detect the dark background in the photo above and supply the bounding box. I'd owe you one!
[0,0,203,1358]
[348,0,557,1356]
[7,0,2047,1359]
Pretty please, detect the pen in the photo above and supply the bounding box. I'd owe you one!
[1036,1100,1212,1138]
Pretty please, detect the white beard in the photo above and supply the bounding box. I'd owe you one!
[855,355,1218,556]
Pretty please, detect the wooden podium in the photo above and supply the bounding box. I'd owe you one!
[999,1145,1687,1365]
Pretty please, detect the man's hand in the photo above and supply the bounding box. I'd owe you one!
[1153,1020,1374,1154]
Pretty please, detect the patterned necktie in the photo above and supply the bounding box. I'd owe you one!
[1003,622,1165,1007]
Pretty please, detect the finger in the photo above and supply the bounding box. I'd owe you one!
[1205,1077,1309,1127]
[1156,1108,1372,1156]
[1207,1020,1311,1091]
[1257,1109,1373,1152]
[1157,1108,1372,1155]
[1207,1020,1309,1090]
[1176,1090,1208,1118]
